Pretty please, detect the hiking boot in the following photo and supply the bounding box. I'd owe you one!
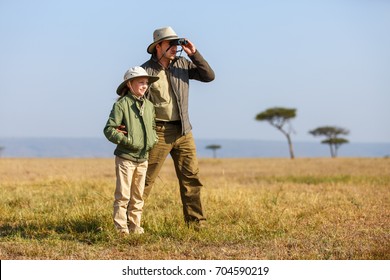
[130,227,144,234]
[188,220,207,232]
[117,229,129,236]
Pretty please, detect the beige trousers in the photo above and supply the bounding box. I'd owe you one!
[113,156,148,233]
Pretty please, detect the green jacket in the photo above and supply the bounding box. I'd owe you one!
[103,93,158,162]
[142,50,215,135]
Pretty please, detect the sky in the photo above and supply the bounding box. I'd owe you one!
[0,0,389,143]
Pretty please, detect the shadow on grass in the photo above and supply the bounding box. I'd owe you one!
[0,216,110,244]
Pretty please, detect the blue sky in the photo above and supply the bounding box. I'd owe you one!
[0,0,389,143]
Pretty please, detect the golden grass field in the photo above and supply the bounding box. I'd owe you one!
[0,157,389,259]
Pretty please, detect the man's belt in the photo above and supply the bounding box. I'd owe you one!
[156,120,181,126]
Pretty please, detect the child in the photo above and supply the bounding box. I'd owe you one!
[104,66,159,235]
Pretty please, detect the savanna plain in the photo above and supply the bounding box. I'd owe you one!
[0,157,389,260]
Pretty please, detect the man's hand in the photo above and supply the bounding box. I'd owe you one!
[181,39,197,56]
[116,125,127,134]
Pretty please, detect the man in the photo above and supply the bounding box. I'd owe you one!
[141,26,215,228]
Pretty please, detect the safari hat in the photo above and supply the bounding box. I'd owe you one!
[147,26,179,54]
[116,66,159,96]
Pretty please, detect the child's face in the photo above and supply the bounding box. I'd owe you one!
[128,77,149,97]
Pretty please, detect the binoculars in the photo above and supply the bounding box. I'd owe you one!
[169,38,188,46]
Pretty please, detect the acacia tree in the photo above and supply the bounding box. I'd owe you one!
[206,144,221,158]
[255,107,296,159]
[309,126,349,158]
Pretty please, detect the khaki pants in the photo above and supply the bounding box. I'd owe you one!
[113,156,148,233]
[144,123,206,224]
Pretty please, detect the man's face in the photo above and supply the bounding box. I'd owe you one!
[157,40,177,60]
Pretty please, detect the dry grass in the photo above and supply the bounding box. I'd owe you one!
[0,157,389,259]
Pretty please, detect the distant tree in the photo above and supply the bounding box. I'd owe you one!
[255,107,296,159]
[0,146,4,157]
[309,126,349,158]
[206,144,221,158]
